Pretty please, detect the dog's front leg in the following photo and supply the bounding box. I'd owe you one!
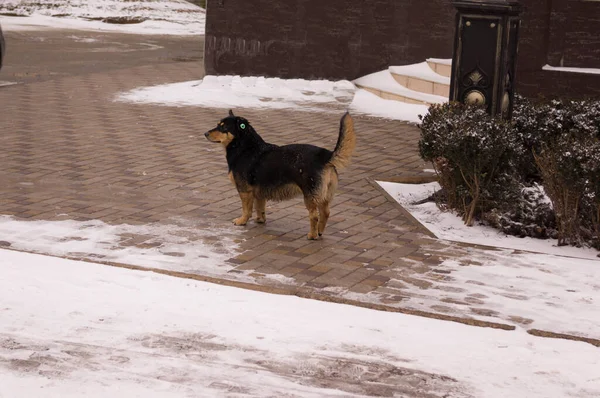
[234,191,254,226]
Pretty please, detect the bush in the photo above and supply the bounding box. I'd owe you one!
[579,140,600,249]
[521,99,600,246]
[481,183,557,239]
[418,102,522,226]
[419,97,600,251]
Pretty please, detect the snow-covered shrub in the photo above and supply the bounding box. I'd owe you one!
[418,102,521,226]
[481,183,557,239]
[579,140,600,250]
[571,100,600,249]
[511,95,548,181]
[418,98,599,251]
[522,99,600,247]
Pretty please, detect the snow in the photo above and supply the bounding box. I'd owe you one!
[2,248,599,398]
[0,0,205,35]
[543,64,600,75]
[117,75,355,112]
[426,58,452,66]
[389,61,451,85]
[377,180,600,339]
[349,89,430,123]
[0,215,242,277]
[353,69,448,104]
[378,181,600,260]
[424,250,600,338]
[1,15,204,36]
[117,75,431,122]
[66,34,100,43]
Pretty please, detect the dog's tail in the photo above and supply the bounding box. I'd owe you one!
[329,112,356,171]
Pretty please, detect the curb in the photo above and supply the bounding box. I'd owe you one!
[368,177,437,238]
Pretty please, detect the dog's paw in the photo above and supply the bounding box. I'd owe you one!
[255,216,266,224]
[233,217,248,226]
[307,232,319,240]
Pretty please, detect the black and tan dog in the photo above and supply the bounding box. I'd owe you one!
[205,110,356,240]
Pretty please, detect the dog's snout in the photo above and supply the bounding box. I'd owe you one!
[204,131,210,138]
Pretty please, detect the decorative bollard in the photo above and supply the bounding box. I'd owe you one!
[449,0,521,119]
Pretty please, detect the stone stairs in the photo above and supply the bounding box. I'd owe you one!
[354,58,451,105]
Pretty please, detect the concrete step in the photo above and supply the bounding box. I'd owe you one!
[389,61,451,97]
[426,58,452,78]
[353,69,447,106]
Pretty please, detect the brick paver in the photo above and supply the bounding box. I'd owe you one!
[2,28,597,344]
[0,32,445,283]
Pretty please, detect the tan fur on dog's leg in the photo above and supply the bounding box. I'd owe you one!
[234,191,254,226]
[316,167,337,237]
[255,197,266,223]
[305,197,319,240]
[317,202,330,236]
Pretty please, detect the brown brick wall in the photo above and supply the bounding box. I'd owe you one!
[517,0,600,98]
[547,0,600,68]
[205,0,455,80]
[205,0,600,99]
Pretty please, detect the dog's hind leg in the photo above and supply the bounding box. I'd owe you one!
[254,197,266,223]
[317,201,330,237]
[304,197,319,240]
[317,168,338,237]
[234,191,254,226]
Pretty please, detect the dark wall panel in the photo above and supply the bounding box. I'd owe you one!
[205,0,454,80]
[205,0,600,99]
[547,0,600,68]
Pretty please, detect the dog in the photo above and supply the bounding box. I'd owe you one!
[205,110,356,240]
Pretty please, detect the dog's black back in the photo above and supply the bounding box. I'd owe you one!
[250,144,333,199]
[221,116,334,200]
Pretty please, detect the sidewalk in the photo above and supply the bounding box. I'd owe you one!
[1,29,598,345]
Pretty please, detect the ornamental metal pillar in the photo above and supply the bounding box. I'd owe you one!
[449,0,521,118]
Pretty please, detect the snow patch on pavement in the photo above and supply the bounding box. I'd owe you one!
[66,35,99,43]
[117,76,356,112]
[421,249,600,338]
[117,76,431,122]
[0,215,241,276]
[1,0,205,35]
[376,180,600,339]
[378,180,600,259]
[1,249,599,398]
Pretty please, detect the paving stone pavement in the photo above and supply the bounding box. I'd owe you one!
[2,28,596,342]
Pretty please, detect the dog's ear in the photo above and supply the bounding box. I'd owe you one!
[229,109,235,117]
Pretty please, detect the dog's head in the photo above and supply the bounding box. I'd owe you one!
[204,110,251,147]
